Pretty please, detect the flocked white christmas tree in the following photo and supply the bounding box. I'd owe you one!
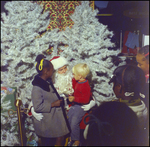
[56,1,126,104]
[1,1,64,146]
[1,91,20,146]
[1,1,126,146]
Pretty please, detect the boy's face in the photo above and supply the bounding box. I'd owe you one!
[73,73,81,81]
[58,65,67,74]
[136,53,149,75]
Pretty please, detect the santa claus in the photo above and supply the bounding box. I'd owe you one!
[27,56,96,122]
[50,56,75,109]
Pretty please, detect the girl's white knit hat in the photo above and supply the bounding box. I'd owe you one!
[50,56,68,70]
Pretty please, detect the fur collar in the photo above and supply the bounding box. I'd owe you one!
[32,74,50,92]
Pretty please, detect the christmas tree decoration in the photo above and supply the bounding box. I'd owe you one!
[1,87,20,146]
[1,1,126,146]
[31,1,94,55]
[32,1,94,31]
[1,1,64,105]
[1,1,60,145]
[1,87,16,113]
[54,1,126,105]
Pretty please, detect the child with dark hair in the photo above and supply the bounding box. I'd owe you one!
[136,45,149,83]
[35,54,53,76]
[108,64,148,130]
[83,65,149,146]
[136,45,149,109]
[31,54,69,146]
[84,101,141,146]
[107,64,148,146]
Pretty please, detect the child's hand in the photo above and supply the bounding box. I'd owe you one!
[68,96,75,102]
[51,99,63,107]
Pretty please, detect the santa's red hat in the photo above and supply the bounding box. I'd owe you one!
[50,56,68,70]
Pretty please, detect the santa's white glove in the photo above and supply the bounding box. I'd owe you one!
[31,107,43,121]
[60,94,69,109]
[60,94,66,98]
[81,100,96,111]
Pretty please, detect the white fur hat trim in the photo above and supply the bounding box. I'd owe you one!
[50,56,68,70]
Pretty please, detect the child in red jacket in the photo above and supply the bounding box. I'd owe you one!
[68,63,91,146]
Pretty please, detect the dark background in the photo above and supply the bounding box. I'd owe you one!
[94,1,149,48]
[95,1,149,32]
[1,1,149,49]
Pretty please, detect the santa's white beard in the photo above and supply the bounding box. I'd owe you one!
[53,70,74,96]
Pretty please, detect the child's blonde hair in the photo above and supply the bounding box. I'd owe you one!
[72,63,90,78]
